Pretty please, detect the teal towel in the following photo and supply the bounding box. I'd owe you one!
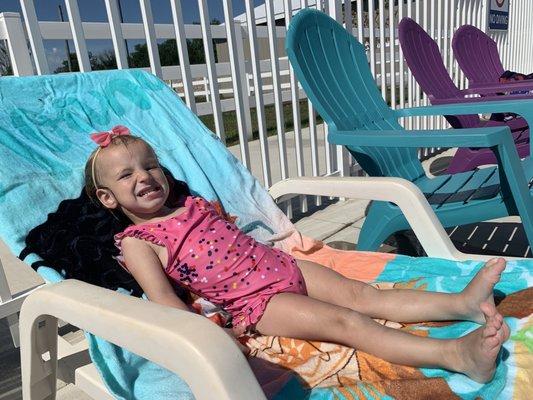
[0,69,295,399]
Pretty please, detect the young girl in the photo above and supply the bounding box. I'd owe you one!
[85,126,510,384]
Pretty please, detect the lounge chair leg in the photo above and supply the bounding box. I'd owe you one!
[493,139,533,248]
[7,313,20,348]
[20,315,59,400]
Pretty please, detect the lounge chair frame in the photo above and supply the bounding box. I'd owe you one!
[19,176,507,400]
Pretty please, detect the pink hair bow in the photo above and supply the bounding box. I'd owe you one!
[90,125,130,147]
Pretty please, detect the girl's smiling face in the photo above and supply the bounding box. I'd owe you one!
[95,140,170,222]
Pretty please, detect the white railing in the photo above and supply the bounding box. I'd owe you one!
[1,0,532,192]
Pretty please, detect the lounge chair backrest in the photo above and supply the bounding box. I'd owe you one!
[0,70,291,257]
[0,69,299,399]
[398,17,480,128]
[286,9,424,180]
[452,24,505,86]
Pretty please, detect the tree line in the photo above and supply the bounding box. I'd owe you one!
[55,19,222,73]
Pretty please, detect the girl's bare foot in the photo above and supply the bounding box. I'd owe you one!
[451,302,510,383]
[458,258,506,324]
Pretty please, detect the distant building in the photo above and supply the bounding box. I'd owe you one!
[234,0,319,26]
[219,1,376,63]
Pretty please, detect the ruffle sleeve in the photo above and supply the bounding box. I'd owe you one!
[113,226,168,272]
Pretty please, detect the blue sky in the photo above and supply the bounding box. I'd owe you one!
[0,0,266,71]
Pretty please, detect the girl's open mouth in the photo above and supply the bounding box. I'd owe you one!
[137,186,162,198]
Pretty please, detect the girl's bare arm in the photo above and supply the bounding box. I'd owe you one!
[120,236,190,311]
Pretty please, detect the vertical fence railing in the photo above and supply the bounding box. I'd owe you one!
[316,0,335,180]
[329,0,350,181]
[2,0,533,189]
[197,0,225,141]
[285,0,303,182]
[169,0,196,113]
[244,0,271,188]
[389,0,396,111]
[222,0,251,169]
[265,0,288,181]
[19,0,48,74]
[0,13,32,75]
[285,0,308,213]
[302,0,321,207]
[104,0,129,70]
[139,0,162,77]
[64,0,91,72]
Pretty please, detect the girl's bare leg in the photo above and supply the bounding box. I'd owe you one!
[255,293,509,383]
[296,257,506,324]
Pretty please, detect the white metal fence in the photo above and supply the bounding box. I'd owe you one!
[1,0,532,192]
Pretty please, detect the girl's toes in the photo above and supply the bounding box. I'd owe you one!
[480,302,497,319]
[486,258,499,266]
[483,326,497,338]
[485,336,500,350]
[498,321,511,342]
[493,315,503,330]
[485,258,506,278]
[492,258,506,273]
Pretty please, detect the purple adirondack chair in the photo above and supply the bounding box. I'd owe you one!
[453,24,533,90]
[399,17,531,174]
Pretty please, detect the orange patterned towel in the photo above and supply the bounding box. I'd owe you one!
[244,236,533,400]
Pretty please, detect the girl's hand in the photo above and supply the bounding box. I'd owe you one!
[223,327,250,356]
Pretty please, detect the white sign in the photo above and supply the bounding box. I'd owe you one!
[488,0,510,30]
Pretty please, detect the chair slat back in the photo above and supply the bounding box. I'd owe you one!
[398,17,479,128]
[453,25,505,86]
[286,9,424,180]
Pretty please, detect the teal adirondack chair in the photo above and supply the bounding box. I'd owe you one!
[286,9,533,252]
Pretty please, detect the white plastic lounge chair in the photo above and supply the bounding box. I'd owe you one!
[0,70,523,400]
[0,239,44,347]
[20,176,495,400]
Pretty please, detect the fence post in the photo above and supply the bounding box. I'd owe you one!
[104,0,129,69]
[170,0,197,113]
[19,0,49,74]
[0,12,33,76]
[235,26,253,140]
[265,0,288,180]
[139,0,163,78]
[197,0,225,142]
[64,0,92,72]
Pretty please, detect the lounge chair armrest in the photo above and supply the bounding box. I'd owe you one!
[395,100,533,129]
[269,176,481,261]
[459,81,533,95]
[270,177,453,258]
[20,280,266,400]
[470,80,533,89]
[431,91,533,105]
[329,127,510,149]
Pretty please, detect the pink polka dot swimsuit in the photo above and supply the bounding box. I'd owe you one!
[115,196,307,330]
